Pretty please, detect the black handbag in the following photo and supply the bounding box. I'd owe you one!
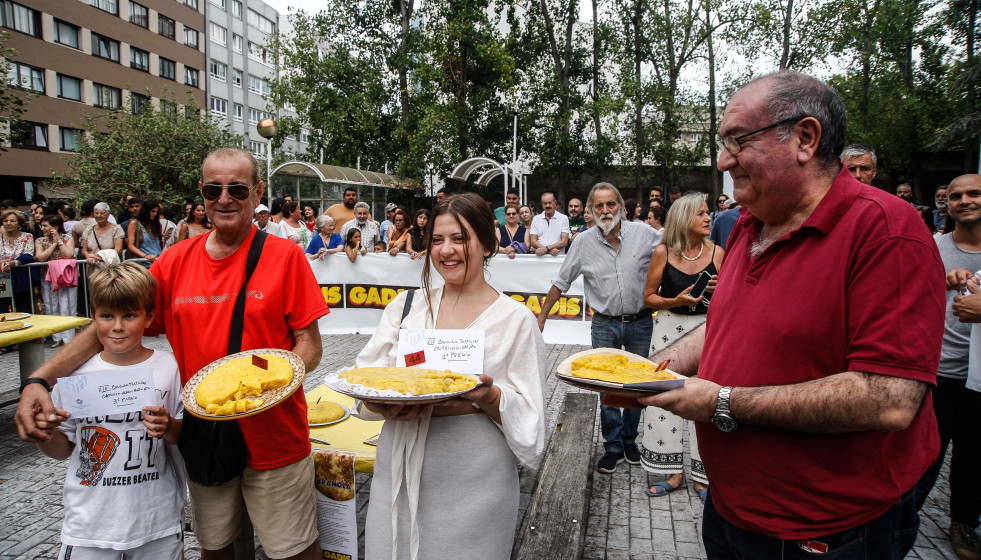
[179,229,268,486]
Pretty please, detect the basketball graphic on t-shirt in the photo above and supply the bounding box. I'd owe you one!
[76,426,120,486]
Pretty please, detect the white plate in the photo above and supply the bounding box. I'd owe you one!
[323,367,481,404]
[308,402,351,427]
[556,348,684,396]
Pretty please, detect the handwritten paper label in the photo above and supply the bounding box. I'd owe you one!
[57,368,156,418]
[252,354,268,370]
[396,329,484,375]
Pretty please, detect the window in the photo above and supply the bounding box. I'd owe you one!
[232,33,242,53]
[209,0,225,8]
[1,1,40,37]
[247,74,261,94]
[250,141,266,156]
[93,83,122,109]
[300,130,310,143]
[184,0,198,8]
[57,74,82,101]
[158,15,175,39]
[232,69,242,87]
[54,20,79,48]
[90,0,118,15]
[233,103,243,122]
[248,41,273,65]
[209,60,226,81]
[161,100,177,115]
[7,62,44,92]
[159,57,176,80]
[210,96,227,117]
[185,106,200,119]
[184,27,199,48]
[60,127,81,152]
[247,9,274,34]
[128,1,148,27]
[91,33,120,62]
[10,121,47,150]
[209,22,226,45]
[248,108,268,125]
[184,67,199,87]
[130,47,149,71]
[131,92,149,114]
[232,0,242,17]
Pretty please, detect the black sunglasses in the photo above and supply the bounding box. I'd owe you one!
[201,183,252,201]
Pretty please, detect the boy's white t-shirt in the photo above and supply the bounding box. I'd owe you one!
[53,350,186,550]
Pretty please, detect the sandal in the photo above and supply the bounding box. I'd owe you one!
[645,480,688,497]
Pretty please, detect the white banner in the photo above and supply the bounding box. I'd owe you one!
[310,253,591,345]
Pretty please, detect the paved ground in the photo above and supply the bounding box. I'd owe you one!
[0,334,969,559]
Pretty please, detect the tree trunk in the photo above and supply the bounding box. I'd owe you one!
[592,0,604,168]
[399,0,413,123]
[632,0,644,191]
[706,2,719,196]
[779,0,794,69]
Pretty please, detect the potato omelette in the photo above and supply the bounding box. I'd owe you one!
[195,354,293,415]
[340,367,477,396]
[570,353,674,384]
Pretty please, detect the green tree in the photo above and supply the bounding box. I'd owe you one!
[55,96,241,207]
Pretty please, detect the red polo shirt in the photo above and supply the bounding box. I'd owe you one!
[696,168,944,538]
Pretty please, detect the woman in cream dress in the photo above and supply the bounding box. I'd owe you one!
[641,193,724,502]
[355,193,546,560]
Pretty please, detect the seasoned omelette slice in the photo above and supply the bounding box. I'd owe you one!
[571,353,628,372]
[195,354,293,415]
[340,367,477,396]
[570,354,674,384]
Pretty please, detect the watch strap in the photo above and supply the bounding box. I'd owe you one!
[19,377,52,394]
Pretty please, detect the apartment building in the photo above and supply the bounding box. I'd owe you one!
[1,0,207,201]
[204,0,304,164]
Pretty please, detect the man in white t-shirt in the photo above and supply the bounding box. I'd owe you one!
[529,191,570,256]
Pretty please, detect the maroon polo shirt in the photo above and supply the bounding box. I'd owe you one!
[697,167,945,538]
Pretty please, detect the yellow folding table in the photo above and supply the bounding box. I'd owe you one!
[305,385,383,473]
[0,314,91,406]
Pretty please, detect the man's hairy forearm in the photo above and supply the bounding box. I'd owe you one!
[650,323,704,377]
[732,372,928,433]
[292,323,323,373]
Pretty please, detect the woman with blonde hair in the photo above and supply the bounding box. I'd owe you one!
[640,192,724,502]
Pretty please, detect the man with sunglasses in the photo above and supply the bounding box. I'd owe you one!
[536,182,661,473]
[17,148,329,560]
[638,71,945,559]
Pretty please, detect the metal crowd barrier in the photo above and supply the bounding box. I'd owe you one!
[3,257,148,317]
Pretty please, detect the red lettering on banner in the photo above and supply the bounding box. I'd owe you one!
[405,350,426,366]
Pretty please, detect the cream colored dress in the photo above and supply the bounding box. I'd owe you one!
[355,287,546,560]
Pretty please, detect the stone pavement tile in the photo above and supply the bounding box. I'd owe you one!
[629,536,653,556]
[676,539,706,557]
[919,514,948,539]
[650,528,677,554]
[586,516,608,537]
[1,529,58,558]
[912,544,959,560]
[582,545,605,560]
[673,519,700,543]
[628,515,651,538]
[606,523,630,550]
[649,508,673,530]
[583,533,606,552]
[604,548,630,560]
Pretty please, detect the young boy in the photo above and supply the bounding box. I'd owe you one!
[37,262,185,560]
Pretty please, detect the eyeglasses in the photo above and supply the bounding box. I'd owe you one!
[505,212,517,216]
[716,116,804,155]
[201,183,252,201]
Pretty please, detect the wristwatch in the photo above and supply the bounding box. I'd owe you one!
[711,386,737,432]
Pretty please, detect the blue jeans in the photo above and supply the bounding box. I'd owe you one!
[591,313,652,454]
[703,488,919,560]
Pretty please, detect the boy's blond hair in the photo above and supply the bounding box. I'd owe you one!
[88,262,157,314]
